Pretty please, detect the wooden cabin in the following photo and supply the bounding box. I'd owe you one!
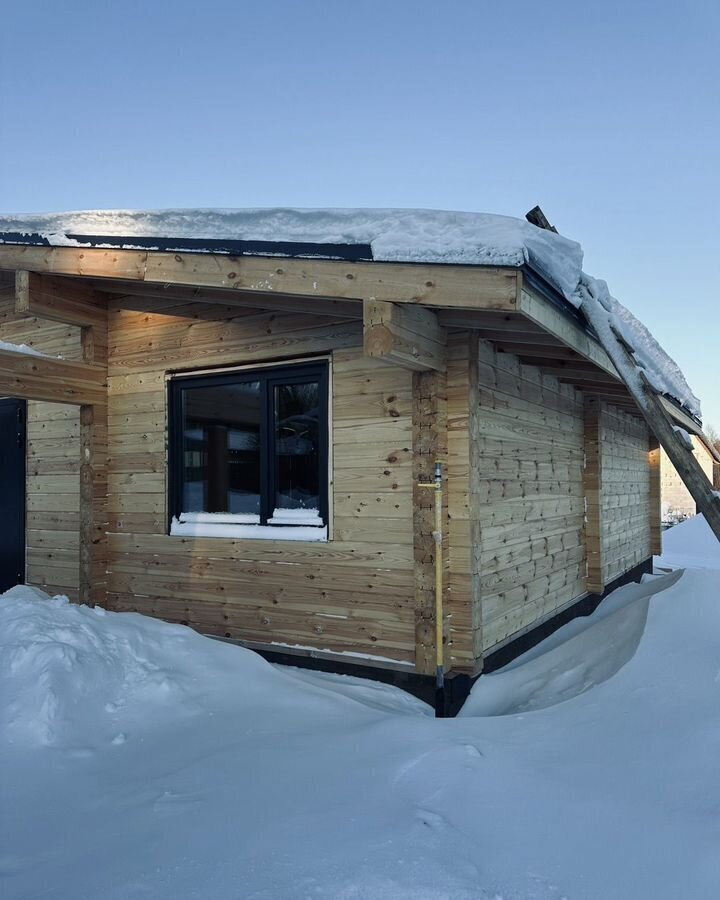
[0,214,707,707]
[661,435,719,524]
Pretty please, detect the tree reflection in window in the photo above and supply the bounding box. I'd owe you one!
[274,381,320,514]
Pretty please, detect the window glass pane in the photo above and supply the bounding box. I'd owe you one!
[182,381,261,515]
[273,381,321,518]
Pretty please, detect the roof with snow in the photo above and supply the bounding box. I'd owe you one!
[0,207,701,419]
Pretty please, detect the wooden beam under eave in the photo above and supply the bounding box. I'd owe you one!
[363,299,446,371]
[0,244,521,311]
[518,288,619,380]
[529,366,622,385]
[0,348,106,406]
[15,271,108,329]
[93,279,363,320]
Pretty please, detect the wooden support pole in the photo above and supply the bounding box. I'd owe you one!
[15,270,107,329]
[649,437,662,556]
[583,395,605,593]
[364,299,446,371]
[79,403,108,607]
[78,290,109,607]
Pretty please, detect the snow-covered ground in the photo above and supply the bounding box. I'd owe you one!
[2,523,720,899]
[657,512,720,571]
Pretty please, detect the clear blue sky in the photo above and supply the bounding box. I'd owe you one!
[1,1,718,425]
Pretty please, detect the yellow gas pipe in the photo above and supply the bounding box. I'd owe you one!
[418,460,445,717]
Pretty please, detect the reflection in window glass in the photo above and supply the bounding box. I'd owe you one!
[274,381,320,516]
[182,381,261,515]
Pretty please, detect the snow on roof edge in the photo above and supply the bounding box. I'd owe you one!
[0,207,701,418]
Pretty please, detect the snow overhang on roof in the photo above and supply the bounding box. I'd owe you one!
[0,207,702,420]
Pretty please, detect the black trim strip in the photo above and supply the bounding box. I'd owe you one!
[0,231,374,262]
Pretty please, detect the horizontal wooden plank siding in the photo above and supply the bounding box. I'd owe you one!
[600,403,652,583]
[104,299,420,664]
[472,339,587,653]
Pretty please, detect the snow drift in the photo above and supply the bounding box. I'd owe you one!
[3,560,720,899]
[657,513,720,571]
[459,571,681,717]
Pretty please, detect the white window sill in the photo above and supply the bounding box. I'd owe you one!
[170,516,328,542]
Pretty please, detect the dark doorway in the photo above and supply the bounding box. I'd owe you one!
[0,398,26,593]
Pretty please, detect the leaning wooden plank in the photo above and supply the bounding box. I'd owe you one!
[364,299,446,371]
[0,347,106,405]
[580,296,720,543]
[15,271,108,329]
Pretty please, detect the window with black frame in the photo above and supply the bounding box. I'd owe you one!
[168,362,329,540]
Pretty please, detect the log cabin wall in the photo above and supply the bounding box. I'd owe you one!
[0,283,82,599]
[471,339,587,654]
[0,270,660,677]
[103,297,474,668]
[599,403,653,582]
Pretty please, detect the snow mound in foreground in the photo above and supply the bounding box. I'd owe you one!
[657,514,720,571]
[0,586,423,750]
[460,571,682,717]
[3,566,720,899]
[0,586,272,746]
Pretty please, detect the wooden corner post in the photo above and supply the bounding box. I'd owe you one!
[649,437,662,556]
[467,332,484,672]
[79,402,108,606]
[412,368,448,675]
[79,302,109,608]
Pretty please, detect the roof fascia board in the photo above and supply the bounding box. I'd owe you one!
[0,244,520,312]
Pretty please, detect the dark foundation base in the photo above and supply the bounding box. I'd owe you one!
[230,556,655,717]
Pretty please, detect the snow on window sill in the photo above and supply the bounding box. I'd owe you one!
[267,507,324,527]
[170,514,328,542]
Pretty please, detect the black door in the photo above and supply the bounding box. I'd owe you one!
[0,399,26,593]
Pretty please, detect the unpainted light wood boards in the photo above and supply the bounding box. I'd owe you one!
[103,296,419,663]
